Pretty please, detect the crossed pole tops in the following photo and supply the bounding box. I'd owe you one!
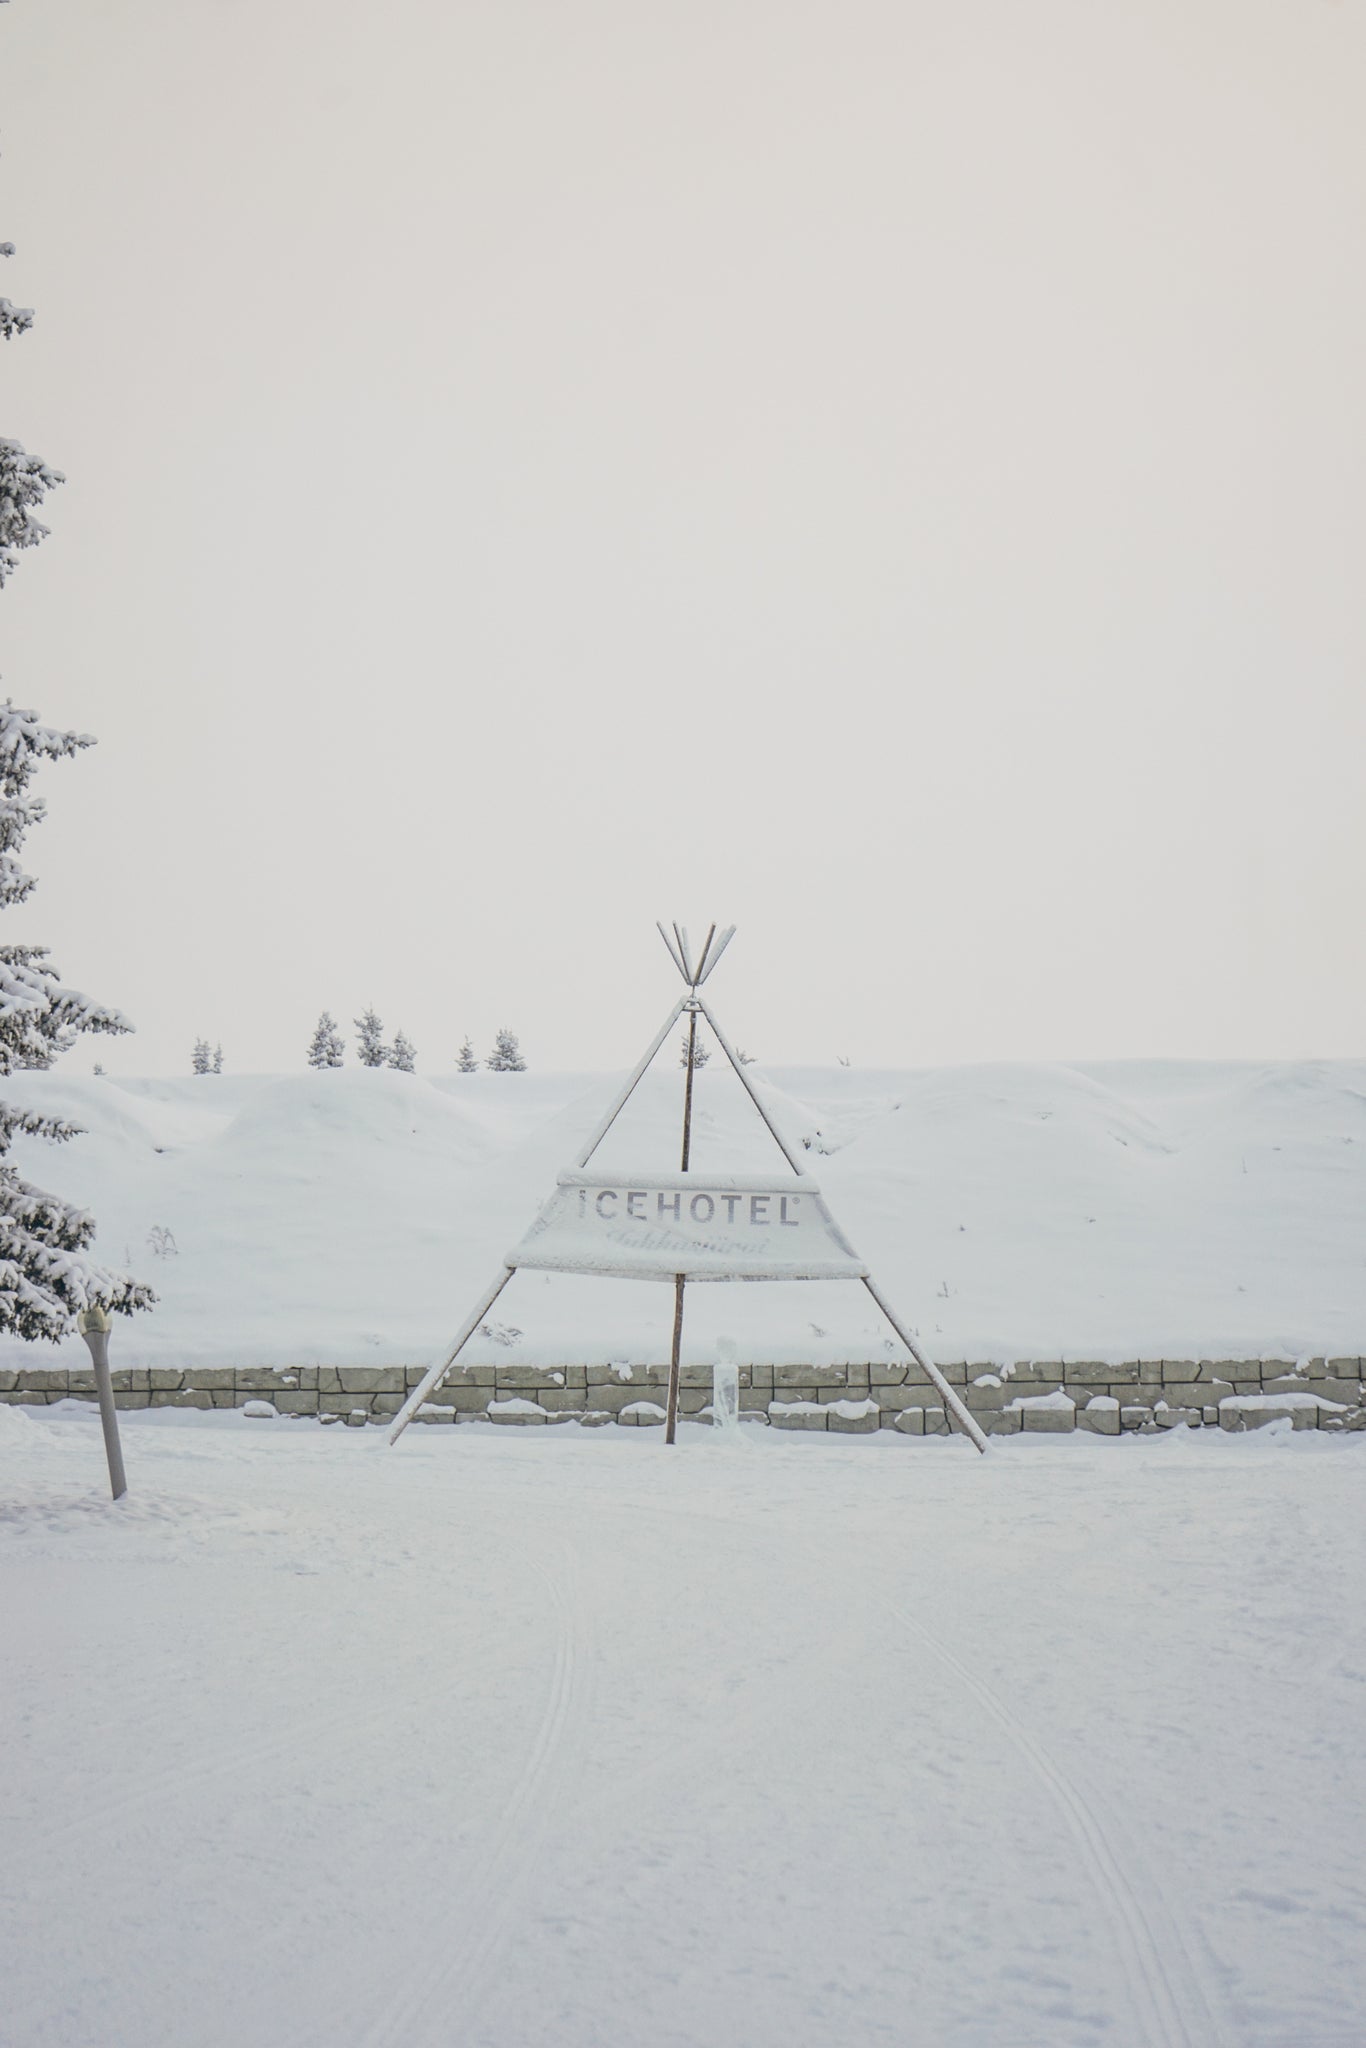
[656,921,735,992]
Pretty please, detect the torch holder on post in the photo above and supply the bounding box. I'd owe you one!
[77,1304,127,1501]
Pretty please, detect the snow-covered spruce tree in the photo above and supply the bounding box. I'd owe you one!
[455,1036,478,1074]
[212,1043,223,1074]
[307,1011,344,1068]
[0,706,154,1337]
[0,74,151,1340]
[486,1028,526,1072]
[679,1033,710,1069]
[388,1030,415,1073]
[355,1007,387,1067]
[191,1038,212,1075]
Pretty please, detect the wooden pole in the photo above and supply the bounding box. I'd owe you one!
[388,1266,516,1444]
[665,1002,700,1443]
[78,1313,127,1501]
[665,1272,686,1444]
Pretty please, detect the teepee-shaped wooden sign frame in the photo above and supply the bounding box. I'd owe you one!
[388,925,987,1452]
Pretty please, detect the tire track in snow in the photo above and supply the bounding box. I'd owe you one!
[355,1539,590,2048]
[884,1595,1219,2048]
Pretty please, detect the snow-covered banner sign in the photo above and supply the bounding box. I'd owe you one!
[509,1172,869,1283]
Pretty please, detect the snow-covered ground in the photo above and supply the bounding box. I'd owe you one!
[2,1057,1364,1370]
[3,1401,1364,2048]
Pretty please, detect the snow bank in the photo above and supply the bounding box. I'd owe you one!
[1,1056,1363,1368]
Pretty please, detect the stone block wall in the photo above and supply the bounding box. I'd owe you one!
[2,1356,1364,1435]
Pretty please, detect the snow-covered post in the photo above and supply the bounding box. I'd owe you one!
[77,1303,126,1500]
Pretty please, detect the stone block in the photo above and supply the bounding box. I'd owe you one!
[979,1407,1022,1435]
[491,1365,566,1390]
[210,1388,238,1406]
[1329,1358,1362,1377]
[412,1404,455,1423]
[337,1366,405,1394]
[1157,1382,1202,1408]
[677,1389,711,1415]
[18,1368,68,1392]
[487,1397,549,1423]
[1008,1361,1064,1384]
[964,1380,1010,1410]
[150,1387,213,1408]
[890,1408,924,1435]
[773,1364,851,1388]
[1078,1399,1119,1435]
[113,1391,151,1409]
[748,1362,774,1390]
[921,1408,950,1434]
[320,1391,372,1414]
[843,1363,871,1389]
[619,1401,666,1426]
[235,1367,288,1391]
[539,1387,591,1412]
[425,1385,488,1411]
[109,1368,150,1392]
[1153,1403,1201,1429]
[1120,1405,1154,1431]
[184,1367,235,1390]
[342,1408,369,1426]
[0,1369,15,1391]
[274,1390,320,1414]
[1202,1406,1219,1425]
[370,1393,404,1415]
[1161,1361,1197,1382]
[67,1369,96,1392]
[1062,1361,1113,1384]
[0,1388,38,1403]
[877,1384,944,1411]
[827,1401,880,1434]
[579,1411,614,1427]
[768,1401,828,1430]
[1221,1397,1323,1432]
[1020,1399,1076,1433]
[587,1362,667,1387]
[869,1362,908,1386]
[1301,1357,1328,1379]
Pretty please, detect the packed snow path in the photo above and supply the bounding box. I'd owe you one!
[4,1406,1364,2048]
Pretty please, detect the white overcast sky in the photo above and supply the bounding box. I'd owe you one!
[2,0,1363,1076]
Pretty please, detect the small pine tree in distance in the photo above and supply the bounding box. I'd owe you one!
[307,1011,345,1069]
[212,1043,223,1075]
[486,1028,526,1072]
[355,1008,387,1068]
[455,1036,478,1074]
[192,1037,212,1075]
[388,1029,416,1073]
[679,1033,711,1069]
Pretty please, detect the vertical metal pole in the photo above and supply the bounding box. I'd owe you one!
[666,1001,700,1444]
[79,1318,127,1501]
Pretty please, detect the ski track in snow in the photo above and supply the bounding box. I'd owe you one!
[884,1596,1219,2048]
[347,1540,592,2048]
